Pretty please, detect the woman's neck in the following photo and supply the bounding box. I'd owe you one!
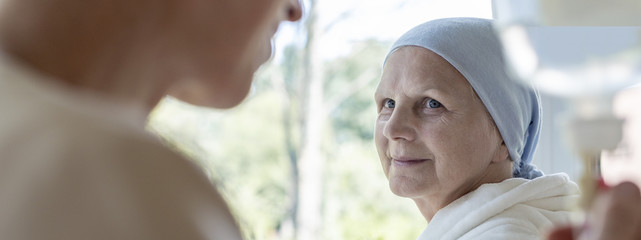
[413,160,514,222]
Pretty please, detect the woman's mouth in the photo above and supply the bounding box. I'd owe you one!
[392,158,429,167]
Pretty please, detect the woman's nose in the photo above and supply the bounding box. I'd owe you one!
[383,110,416,142]
[286,0,303,22]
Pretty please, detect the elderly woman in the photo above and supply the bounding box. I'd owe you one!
[374,18,579,239]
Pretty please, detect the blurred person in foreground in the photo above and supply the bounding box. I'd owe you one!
[374,17,579,239]
[0,0,301,239]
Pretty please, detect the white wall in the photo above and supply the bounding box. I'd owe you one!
[532,93,582,181]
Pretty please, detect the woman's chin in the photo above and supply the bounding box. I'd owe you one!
[194,92,249,109]
[168,81,250,109]
[389,176,428,198]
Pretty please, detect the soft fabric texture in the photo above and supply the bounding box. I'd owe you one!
[417,173,579,240]
[386,18,543,179]
[0,53,243,240]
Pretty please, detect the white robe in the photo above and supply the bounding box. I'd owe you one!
[0,54,243,239]
[417,173,580,240]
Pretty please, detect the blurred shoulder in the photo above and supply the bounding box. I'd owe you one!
[0,75,242,239]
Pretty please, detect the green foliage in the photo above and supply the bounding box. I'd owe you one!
[323,140,425,240]
[325,40,390,142]
[149,79,294,239]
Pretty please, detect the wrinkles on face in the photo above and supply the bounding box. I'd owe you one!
[436,108,462,129]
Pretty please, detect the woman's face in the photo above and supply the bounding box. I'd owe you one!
[374,46,508,204]
[167,0,302,108]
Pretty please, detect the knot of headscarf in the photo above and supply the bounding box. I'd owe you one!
[385,17,543,179]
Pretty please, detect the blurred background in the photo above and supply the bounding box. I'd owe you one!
[147,0,586,239]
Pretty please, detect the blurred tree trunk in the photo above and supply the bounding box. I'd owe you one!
[279,1,382,238]
[296,0,324,239]
[272,51,299,239]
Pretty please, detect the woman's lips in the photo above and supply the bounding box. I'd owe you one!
[392,158,428,167]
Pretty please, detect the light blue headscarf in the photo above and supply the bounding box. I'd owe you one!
[385,17,543,179]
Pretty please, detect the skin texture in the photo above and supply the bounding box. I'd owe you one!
[374,46,513,221]
[0,0,302,111]
[166,0,303,108]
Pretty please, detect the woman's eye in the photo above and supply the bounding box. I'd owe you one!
[384,99,395,109]
[426,99,442,109]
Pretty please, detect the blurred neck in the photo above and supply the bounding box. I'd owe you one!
[0,0,176,113]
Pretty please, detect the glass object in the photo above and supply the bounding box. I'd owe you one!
[492,0,641,209]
